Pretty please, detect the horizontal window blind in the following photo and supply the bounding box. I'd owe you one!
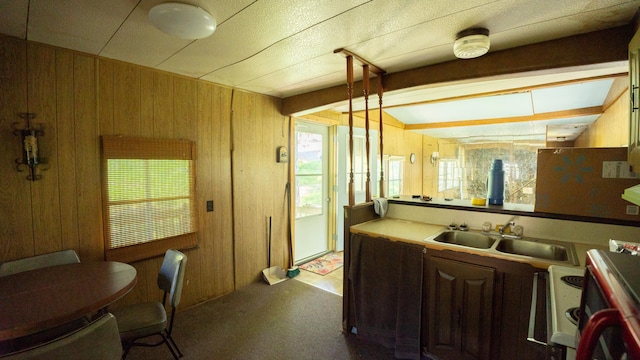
[102,136,197,263]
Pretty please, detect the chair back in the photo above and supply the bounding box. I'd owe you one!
[0,313,122,360]
[157,249,187,308]
[0,250,80,277]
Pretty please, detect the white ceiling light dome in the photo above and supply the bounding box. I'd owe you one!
[454,28,490,59]
[149,2,216,39]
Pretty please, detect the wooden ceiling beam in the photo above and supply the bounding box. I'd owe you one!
[282,25,632,116]
[404,106,603,130]
[333,48,385,75]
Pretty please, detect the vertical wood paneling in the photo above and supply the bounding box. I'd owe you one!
[97,59,114,135]
[233,91,257,287]
[173,77,197,140]
[154,72,173,138]
[172,77,201,305]
[73,54,102,261]
[139,69,155,132]
[423,135,438,196]
[575,89,629,147]
[194,82,236,300]
[404,131,423,195]
[113,62,141,135]
[27,44,62,255]
[267,96,288,267]
[56,50,80,252]
[213,86,235,294]
[0,37,32,261]
[232,91,288,288]
[0,37,287,310]
[196,82,216,299]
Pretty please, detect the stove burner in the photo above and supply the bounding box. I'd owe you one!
[561,275,584,289]
[566,307,580,326]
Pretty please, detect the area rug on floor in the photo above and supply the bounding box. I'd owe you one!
[299,252,343,275]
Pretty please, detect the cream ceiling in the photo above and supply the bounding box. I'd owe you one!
[1,0,638,141]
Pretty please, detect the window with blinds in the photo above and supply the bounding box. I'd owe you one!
[101,136,197,263]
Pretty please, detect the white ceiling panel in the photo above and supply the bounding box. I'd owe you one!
[100,0,257,70]
[157,0,369,78]
[387,92,534,124]
[210,52,347,97]
[28,0,137,55]
[414,114,600,143]
[531,79,614,113]
[0,0,636,143]
[98,0,192,68]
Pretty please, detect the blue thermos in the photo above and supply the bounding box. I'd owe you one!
[487,159,504,205]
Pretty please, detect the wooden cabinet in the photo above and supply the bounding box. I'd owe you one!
[425,256,495,360]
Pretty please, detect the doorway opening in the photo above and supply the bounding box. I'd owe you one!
[293,121,331,264]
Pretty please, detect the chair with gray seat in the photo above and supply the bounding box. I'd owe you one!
[0,249,80,277]
[112,249,187,359]
[0,313,122,360]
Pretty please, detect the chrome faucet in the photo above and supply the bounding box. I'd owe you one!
[499,221,515,235]
[498,217,523,239]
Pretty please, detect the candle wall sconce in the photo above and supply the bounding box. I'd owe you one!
[13,113,47,181]
[430,151,440,166]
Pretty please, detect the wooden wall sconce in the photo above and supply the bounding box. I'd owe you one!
[13,112,47,181]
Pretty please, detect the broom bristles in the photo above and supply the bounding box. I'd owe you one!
[286,266,300,278]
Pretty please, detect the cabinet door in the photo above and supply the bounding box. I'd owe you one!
[428,257,495,360]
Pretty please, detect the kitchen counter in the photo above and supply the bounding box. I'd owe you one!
[349,218,444,244]
[350,217,607,269]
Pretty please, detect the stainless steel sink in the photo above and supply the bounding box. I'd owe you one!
[495,238,578,264]
[432,231,497,249]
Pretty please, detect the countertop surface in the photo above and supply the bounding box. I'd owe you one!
[350,217,607,269]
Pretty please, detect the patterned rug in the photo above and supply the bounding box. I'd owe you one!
[299,252,344,276]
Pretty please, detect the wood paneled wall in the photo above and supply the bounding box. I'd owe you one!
[0,36,289,309]
[422,135,439,196]
[574,88,629,147]
[385,126,423,195]
[231,91,289,287]
[345,110,424,195]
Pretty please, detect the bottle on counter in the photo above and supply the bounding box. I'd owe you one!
[487,159,504,205]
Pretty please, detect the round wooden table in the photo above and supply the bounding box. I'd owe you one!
[0,261,137,341]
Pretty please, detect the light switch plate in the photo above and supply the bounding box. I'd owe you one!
[277,146,288,163]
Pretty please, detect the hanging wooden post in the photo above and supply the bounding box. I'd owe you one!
[377,73,385,198]
[347,55,355,206]
[335,48,385,205]
[363,64,371,202]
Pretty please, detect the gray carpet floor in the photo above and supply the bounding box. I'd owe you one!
[127,279,398,359]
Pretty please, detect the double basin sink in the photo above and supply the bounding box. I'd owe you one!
[425,229,579,265]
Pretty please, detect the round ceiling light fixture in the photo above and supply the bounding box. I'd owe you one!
[453,28,490,59]
[148,2,216,39]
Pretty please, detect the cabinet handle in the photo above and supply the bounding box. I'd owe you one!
[457,307,462,327]
[632,85,639,113]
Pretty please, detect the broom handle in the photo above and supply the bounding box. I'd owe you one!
[288,183,295,269]
[267,216,272,268]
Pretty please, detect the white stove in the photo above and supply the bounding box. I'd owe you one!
[548,265,584,349]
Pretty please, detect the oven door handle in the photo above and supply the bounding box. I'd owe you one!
[575,308,621,360]
[527,271,549,347]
